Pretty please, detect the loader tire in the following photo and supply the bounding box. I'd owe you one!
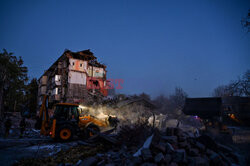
[85,124,100,138]
[58,125,73,141]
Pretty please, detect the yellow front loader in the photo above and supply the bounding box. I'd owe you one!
[38,95,118,141]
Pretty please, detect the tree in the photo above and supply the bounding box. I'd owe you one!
[139,92,151,101]
[0,49,28,119]
[212,70,250,97]
[212,85,229,97]
[153,94,167,109]
[25,78,38,116]
[169,87,188,110]
[153,87,188,116]
[241,9,250,33]
[240,70,250,96]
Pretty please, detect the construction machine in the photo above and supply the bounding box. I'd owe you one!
[182,97,250,126]
[182,97,231,133]
[38,95,119,141]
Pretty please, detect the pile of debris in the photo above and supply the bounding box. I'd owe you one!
[17,124,242,166]
[23,129,41,138]
[80,127,240,166]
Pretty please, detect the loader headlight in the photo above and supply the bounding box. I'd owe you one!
[79,105,88,109]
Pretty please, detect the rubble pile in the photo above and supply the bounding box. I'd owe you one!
[23,129,41,138]
[17,124,241,166]
[85,127,240,166]
[116,122,152,147]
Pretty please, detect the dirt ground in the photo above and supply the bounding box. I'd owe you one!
[0,137,87,166]
[0,125,250,166]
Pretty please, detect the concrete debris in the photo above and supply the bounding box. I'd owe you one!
[133,134,154,157]
[154,152,164,163]
[161,136,177,144]
[166,142,175,153]
[80,156,98,166]
[75,160,82,166]
[172,149,186,163]
[165,154,172,164]
[189,156,209,166]
[141,148,153,161]
[188,148,199,156]
[217,143,233,153]
[16,125,243,166]
[195,141,206,152]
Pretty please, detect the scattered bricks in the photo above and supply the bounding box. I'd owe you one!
[18,126,242,166]
[228,152,240,164]
[197,135,217,152]
[186,157,195,166]
[178,141,188,148]
[209,152,223,165]
[161,136,177,144]
[190,157,209,166]
[218,152,231,165]
[125,159,135,166]
[96,160,105,166]
[166,143,175,153]
[174,128,182,136]
[77,141,92,146]
[154,142,166,153]
[217,144,233,153]
[206,149,215,156]
[96,153,105,158]
[140,162,157,166]
[184,143,191,151]
[154,153,165,163]
[165,154,172,164]
[169,162,178,166]
[112,158,122,164]
[185,131,195,138]
[107,151,120,160]
[76,160,82,166]
[98,134,118,145]
[166,127,175,136]
[105,163,115,166]
[127,157,142,166]
[178,136,186,142]
[188,148,199,157]
[65,163,72,166]
[81,156,98,166]
[187,137,196,146]
[173,149,186,163]
[141,148,153,161]
[195,142,206,152]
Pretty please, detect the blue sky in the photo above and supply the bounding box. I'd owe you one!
[0,0,249,98]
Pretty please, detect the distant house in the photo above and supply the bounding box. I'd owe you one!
[116,97,156,110]
[38,49,108,106]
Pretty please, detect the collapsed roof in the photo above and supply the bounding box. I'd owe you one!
[65,49,106,68]
[65,49,97,61]
[40,49,106,79]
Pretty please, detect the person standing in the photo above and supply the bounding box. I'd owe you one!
[4,118,12,138]
[19,118,26,138]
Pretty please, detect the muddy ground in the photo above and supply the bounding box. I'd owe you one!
[0,126,250,166]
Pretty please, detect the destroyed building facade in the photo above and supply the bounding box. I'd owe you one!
[38,49,108,105]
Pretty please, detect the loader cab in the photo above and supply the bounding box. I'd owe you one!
[53,103,80,121]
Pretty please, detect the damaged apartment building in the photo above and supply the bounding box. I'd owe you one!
[38,49,108,106]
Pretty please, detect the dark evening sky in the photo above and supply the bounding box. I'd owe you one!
[0,0,249,98]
